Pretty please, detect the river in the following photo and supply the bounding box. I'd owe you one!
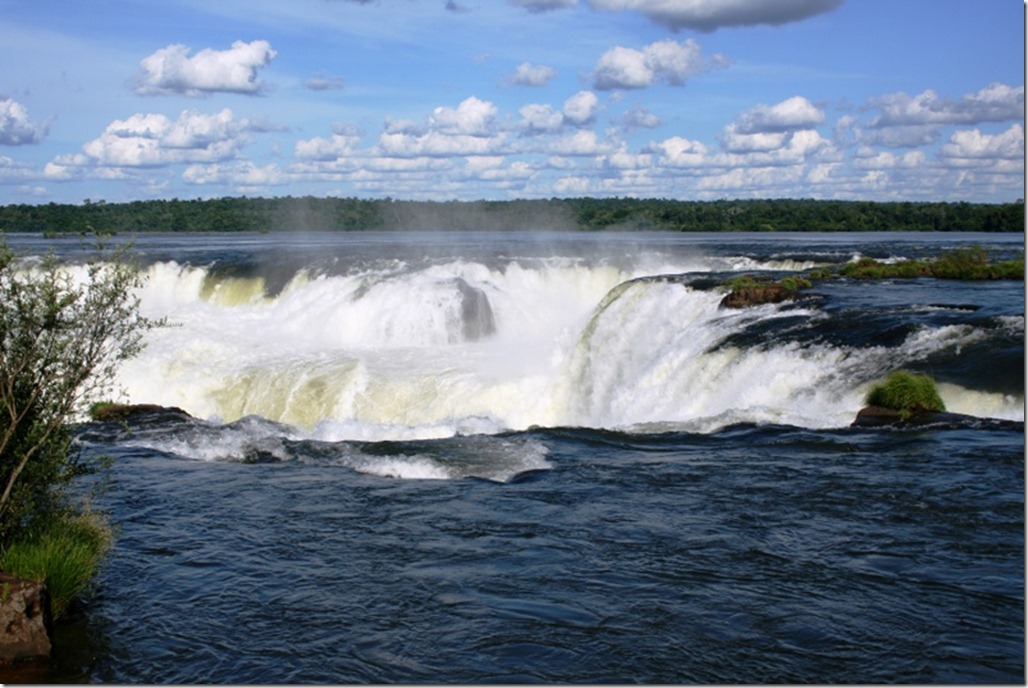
[6,229,1023,683]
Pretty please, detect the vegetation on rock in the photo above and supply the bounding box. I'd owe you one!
[723,245,1022,309]
[839,245,1024,280]
[864,371,946,419]
[720,274,813,308]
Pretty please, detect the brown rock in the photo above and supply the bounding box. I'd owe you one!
[91,402,191,423]
[0,573,52,664]
[719,284,796,309]
[851,406,1024,430]
[851,406,905,428]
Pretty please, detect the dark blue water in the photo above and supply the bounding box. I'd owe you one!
[6,231,1022,683]
[68,422,1023,684]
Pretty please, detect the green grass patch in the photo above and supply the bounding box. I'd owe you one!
[865,370,946,419]
[839,245,1024,281]
[725,274,812,292]
[1,510,113,620]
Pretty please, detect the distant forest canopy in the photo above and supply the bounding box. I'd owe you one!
[0,196,1024,234]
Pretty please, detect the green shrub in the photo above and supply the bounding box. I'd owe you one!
[1,509,112,619]
[865,370,946,419]
[930,245,989,279]
[893,260,930,278]
[839,257,889,279]
[991,258,1024,280]
[0,238,155,547]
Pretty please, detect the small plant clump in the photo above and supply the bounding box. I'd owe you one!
[865,370,946,419]
[0,509,113,619]
[720,274,813,308]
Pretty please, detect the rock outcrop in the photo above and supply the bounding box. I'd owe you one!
[719,283,798,309]
[852,406,1023,430]
[90,402,191,423]
[0,573,52,665]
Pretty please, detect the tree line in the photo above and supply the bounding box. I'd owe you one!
[0,196,1023,234]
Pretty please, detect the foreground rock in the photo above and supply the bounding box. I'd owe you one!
[0,573,52,665]
[852,406,1023,430]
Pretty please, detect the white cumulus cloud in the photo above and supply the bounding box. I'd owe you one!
[0,97,48,146]
[648,136,709,167]
[593,39,727,90]
[295,125,363,161]
[870,83,1024,128]
[519,91,598,135]
[735,96,825,134]
[135,40,277,96]
[519,103,565,134]
[511,63,558,87]
[429,96,498,135]
[48,108,260,176]
[562,91,599,126]
[940,124,1024,163]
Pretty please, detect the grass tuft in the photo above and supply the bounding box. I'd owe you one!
[865,370,946,419]
[1,510,113,620]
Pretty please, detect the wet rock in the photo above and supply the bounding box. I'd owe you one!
[455,277,496,341]
[0,573,52,665]
[852,406,1023,430]
[90,403,192,423]
[719,283,797,309]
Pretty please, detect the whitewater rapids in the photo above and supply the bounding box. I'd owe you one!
[103,241,1022,443]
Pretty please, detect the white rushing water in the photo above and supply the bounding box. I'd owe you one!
[106,253,1023,442]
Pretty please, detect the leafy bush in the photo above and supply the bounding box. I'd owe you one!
[839,257,890,279]
[1,509,112,619]
[0,238,154,546]
[930,245,989,279]
[993,258,1025,279]
[865,370,946,419]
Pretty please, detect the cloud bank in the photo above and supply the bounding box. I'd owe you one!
[45,108,264,179]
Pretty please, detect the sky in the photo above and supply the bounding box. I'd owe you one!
[0,0,1023,205]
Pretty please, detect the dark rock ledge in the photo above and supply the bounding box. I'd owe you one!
[90,402,192,423]
[852,406,1023,430]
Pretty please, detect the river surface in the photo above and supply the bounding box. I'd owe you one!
[6,230,1024,683]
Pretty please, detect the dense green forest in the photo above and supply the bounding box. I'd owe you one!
[0,196,1023,234]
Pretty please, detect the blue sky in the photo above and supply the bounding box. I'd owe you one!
[0,0,1023,204]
